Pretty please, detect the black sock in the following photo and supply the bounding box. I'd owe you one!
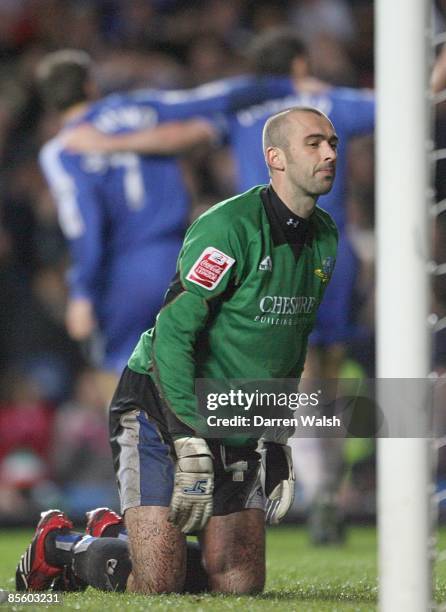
[45,531,83,567]
[72,536,131,592]
[67,535,207,593]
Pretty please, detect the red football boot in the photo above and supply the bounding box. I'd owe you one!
[16,510,73,591]
[85,507,123,538]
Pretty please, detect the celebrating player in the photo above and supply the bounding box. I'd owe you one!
[36,49,295,402]
[16,106,338,594]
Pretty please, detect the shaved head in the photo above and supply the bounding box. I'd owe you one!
[262,106,338,208]
[262,107,329,159]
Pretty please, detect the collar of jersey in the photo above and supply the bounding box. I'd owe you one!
[260,185,313,250]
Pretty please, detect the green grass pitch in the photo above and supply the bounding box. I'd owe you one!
[1,526,446,611]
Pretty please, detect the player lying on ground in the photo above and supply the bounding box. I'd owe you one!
[16,106,338,594]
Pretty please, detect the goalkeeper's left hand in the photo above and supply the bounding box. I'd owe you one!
[263,442,295,524]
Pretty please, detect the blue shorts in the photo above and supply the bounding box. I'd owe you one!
[309,231,359,346]
[109,367,266,516]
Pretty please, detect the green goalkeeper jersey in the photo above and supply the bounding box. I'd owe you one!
[128,185,338,444]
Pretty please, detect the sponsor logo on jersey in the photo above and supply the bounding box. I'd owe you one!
[186,247,235,290]
[259,295,317,315]
[254,294,317,326]
[314,256,335,283]
[259,256,272,271]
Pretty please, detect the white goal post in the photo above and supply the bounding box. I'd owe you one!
[376,1,433,611]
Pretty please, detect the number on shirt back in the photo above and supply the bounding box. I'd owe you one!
[109,153,145,210]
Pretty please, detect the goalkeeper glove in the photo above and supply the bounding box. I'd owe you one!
[263,442,295,524]
[168,437,214,534]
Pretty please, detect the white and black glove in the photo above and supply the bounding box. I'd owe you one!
[262,442,295,524]
[168,437,214,534]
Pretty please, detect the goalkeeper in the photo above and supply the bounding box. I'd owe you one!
[16,106,338,594]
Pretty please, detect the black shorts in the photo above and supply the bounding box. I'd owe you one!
[109,367,266,516]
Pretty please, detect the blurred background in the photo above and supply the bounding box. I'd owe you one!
[0,0,444,528]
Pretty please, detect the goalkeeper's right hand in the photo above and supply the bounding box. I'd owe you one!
[168,437,214,534]
[263,442,295,525]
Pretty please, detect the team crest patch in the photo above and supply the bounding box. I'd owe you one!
[186,247,235,290]
[314,256,335,283]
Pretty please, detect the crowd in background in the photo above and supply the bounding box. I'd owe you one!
[0,0,443,525]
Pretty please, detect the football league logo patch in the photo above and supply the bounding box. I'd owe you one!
[314,256,335,283]
[186,247,235,290]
